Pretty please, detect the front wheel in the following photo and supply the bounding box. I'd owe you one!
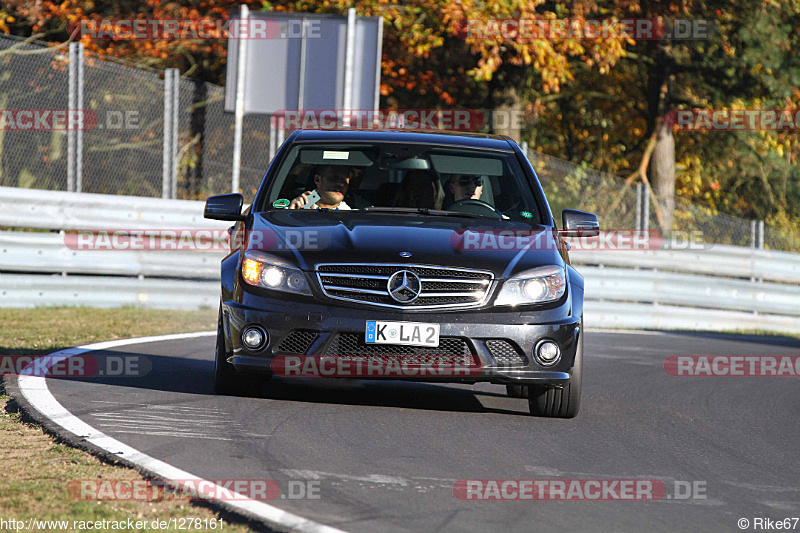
[214,309,263,396]
[527,320,583,418]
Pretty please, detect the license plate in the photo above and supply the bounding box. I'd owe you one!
[365,321,440,347]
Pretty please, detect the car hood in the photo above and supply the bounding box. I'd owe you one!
[248,211,565,279]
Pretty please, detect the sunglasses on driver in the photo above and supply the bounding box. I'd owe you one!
[457,176,484,187]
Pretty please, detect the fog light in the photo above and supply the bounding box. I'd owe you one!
[242,326,268,351]
[535,340,561,366]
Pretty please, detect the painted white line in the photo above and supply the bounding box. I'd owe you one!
[17,331,347,533]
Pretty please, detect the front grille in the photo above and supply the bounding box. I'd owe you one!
[316,263,493,309]
[485,340,528,367]
[276,330,318,354]
[327,333,478,366]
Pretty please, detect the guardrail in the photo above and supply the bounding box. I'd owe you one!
[570,247,800,284]
[3,186,800,334]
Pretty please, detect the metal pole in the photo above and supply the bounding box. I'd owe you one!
[75,43,84,193]
[757,220,764,250]
[277,115,285,148]
[750,220,757,248]
[67,43,76,193]
[642,183,650,231]
[635,182,643,231]
[342,8,356,126]
[269,117,277,162]
[231,4,249,194]
[298,19,307,111]
[171,69,179,199]
[373,17,383,114]
[162,69,173,199]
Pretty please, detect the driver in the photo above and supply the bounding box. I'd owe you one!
[448,174,483,201]
[289,165,352,210]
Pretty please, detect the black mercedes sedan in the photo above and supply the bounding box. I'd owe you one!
[204,129,598,417]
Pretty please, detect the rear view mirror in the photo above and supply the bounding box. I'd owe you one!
[205,194,245,221]
[562,209,599,237]
[379,156,430,170]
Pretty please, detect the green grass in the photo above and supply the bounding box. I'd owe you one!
[0,307,216,356]
[0,307,259,532]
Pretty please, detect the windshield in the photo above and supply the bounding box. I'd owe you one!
[258,142,545,222]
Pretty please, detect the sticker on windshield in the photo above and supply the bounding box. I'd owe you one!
[272,199,290,209]
[521,211,533,218]
[323,151,349,160]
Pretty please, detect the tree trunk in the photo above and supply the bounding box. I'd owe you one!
[646,54,676,232]
[490,85,522,142]
[649,119,676,231]
[187,80,207,199]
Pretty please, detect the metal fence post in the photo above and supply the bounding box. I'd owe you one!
[269,116,277,162]
[162,68,173,199]
[75,43,84,193]
[276,115,285,149]
[757,220,764,250]
[642,183,650,231]
[161,68,179,199]
[67,44,74,193]
[171,69,179,199]
[750,220,757,248]
[67,43,83,193]
[635,182,643,230]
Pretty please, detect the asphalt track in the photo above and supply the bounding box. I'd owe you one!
[13,330,800,532]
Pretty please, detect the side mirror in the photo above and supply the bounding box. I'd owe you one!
[204,194,245,221]
[562,209,599,237]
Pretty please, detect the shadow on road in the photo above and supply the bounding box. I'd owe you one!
[35,346,527,416]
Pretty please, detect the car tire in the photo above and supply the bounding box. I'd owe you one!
[506,384,526,398]
[527,319,583,418]
[214,309,263,396]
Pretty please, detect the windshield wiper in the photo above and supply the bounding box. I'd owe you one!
[362,206,487,219]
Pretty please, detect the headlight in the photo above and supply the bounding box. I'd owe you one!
[241,251,312,296]
[494,265,566,306]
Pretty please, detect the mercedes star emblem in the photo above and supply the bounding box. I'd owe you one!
[387,270,422,303]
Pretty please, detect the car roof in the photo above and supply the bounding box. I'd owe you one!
[292,129,516,151]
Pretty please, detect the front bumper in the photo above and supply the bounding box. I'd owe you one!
[221,294,581,386]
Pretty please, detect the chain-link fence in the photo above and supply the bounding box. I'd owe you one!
[0,34,272,202]
[528,151,639,231]
[0,37,70,191]
[1,34,798,252]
